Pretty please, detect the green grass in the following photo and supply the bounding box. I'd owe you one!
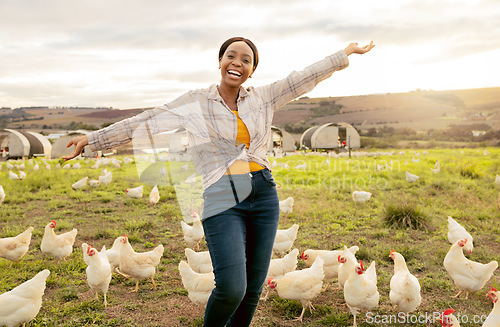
[1,148,499,326]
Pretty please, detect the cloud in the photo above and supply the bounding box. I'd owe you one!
[0,0,498,108]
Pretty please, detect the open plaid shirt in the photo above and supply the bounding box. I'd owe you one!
[87,50,349,189]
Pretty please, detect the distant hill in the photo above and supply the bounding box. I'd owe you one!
[2,87,499,132]
[274,87,500,132]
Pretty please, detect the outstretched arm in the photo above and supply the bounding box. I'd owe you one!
[344,41,375,56]
[62,135,89,161]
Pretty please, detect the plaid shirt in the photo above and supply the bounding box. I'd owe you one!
[87,50,349,189]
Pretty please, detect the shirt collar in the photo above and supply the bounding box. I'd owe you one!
[208,84,251,101]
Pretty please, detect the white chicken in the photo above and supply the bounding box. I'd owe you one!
[181,212,204,250]
[431,166,440,173]
[301,245,359,290]
[389,250,421,313]
[447,216,473,255]
[483,287,500,327]
[352,191,372,203]
[18,171,26,180]
[8,171,19,180]
[125,185,143,199]
[343,260,379,327]
[0,185,5,204]
[90,159,101,169]
[443,239,498,299]
[0,226,33,267]
[98,171,112,185]
[178,260,215,307]
[279,196,294,221]
[90,238,129,278]
[89,180,100,187]
[185,248,212,274]
[439,308,461,327]
[149,185,160,205]
[117,235,164,292]
[0,269,50,327]
[338,245,359,289]
[268,257,324,322]
[72,162,81,169]
[273,224,299,257]
[405,171,420,182]
[261,248,300,300]
[40,220,78,262]
[496,175,500,186]
[84,245,112,307]
[71,176,88,190]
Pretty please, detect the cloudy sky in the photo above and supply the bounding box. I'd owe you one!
[1,0,499,109]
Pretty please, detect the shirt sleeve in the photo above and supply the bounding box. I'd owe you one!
[258,50,349,110]
[87,98,189,152]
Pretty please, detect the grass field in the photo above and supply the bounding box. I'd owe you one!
[1,148,499,326]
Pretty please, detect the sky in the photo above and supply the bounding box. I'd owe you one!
[1,0,499,109]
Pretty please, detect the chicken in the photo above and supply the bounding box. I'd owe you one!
[181,212,204,250]
[71,176,88,190]
[268,257,324,322]
[0,185,5,204]
[84,245,112,307]
[88,180,100,187]
[178,260,214,307]
[405,171,420,182]
[484,287,500,327]
[389,250,421,313]
[431,166,440,173]
[439,309,461,327]
[98,171,112,185]
[301,245,359,290]
[279,196,294,221]
[90,159,101,169]
[294,163,307,170]
[40,220,78,262]
[0,226,33,267]
[72,162,81,169]
[185,248,212,274]
[352,191,372,203]
[447,216,473,255]
[62,163,71,169]
[273,224,299,257]
[0,269,50,327]
[19,171,26,180]
[149,185,160,205]
[117,235,164,292]
[338,245,359,289]
[343,261,379,327]
[125,185,143,199]
[8,171,19,180]
[261,248,300,301]
[443,239,498,299]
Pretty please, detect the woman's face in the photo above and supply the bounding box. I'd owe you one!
[219,41,254,89]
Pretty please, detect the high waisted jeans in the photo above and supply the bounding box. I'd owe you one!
[201,169,280,327]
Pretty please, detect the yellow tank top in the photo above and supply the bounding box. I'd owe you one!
[225,110,264,174]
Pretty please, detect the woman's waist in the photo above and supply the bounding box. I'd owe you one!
[223,160,265,175]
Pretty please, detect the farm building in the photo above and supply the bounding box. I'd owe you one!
[268,126,295,155]
[51,130,99,158]
[0,129,52,159]
[300,122,360,150]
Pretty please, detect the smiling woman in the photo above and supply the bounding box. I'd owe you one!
[62,36,374,327]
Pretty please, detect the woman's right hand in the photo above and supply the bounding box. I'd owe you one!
[61,135,89,161]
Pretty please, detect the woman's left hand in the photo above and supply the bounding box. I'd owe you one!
[344,41,375,56]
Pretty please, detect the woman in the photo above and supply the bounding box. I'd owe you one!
[63,37,374,326]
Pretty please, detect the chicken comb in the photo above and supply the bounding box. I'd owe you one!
[443,308,455,316]
[301,252,305,260]
[51,220,56,224]
[492,286,498,292]
[359,260,364,271]
[337,255,342,262]
[267,277,273,285]
[87,245,91,254]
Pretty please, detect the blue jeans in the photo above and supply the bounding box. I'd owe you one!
[201,169,280,327]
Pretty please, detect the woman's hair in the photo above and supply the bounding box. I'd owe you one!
[218,37,259,71]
